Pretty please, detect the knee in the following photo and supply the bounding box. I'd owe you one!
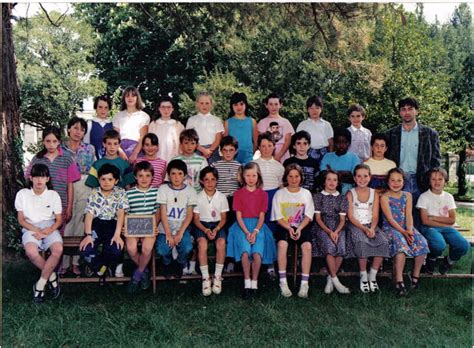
[455,237,470,256]
[215,239,225,251]
[25,246,40,260]
[198,238,208,251]
[141,242,154,256]
[429,236,447,253]
[50,244,63,258]
[126,243,138,256]
[301,242,312,254]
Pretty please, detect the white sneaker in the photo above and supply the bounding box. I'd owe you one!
[182,266,190,275]
[202,278,212,296]
[115,263,124,278]
[297,283,309,298]
[279,282,292,297]
[212,276,223,295]
[324,276,334,294]
[332,277,350,294]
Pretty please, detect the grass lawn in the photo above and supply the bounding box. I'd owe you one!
[3,251,472,347]
[456,206,473,236]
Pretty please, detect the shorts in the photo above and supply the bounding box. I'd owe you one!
[193,221,227,240]
[22,224,63,251]
[274,223,312,245]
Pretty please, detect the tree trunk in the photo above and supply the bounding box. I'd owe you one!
[457,149,467,197]
[2,3,24,252]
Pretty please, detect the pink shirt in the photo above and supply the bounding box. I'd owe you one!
[135,156,167,188]
[257,116,295,162]
[233,187,268,218]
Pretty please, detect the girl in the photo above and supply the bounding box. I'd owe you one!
[257,93,294,163]
[112,86,150,163]
[186,92,224,165]
[148,95,184,163]
[364,133,396,192]
[15,164,63,303]
[224,92,258,164]
[226,162,276,299]
[193,167,229,296]
[271,164,314,298]
[311,169,350,294]
[381,168,429,296]
[416,168,469,274]
[346,164,390,293]
[84,94,113,159]
[62,117,96,276]
[26,126,81,234]
[135,133,167,188]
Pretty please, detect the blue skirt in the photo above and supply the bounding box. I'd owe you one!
[226,217,276,264]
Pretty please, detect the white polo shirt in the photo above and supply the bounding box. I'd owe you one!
[296,118,334,149]
[253,157,284,190]
[15,188,62,224]
[186,113,224,146]
[194,190,229,222]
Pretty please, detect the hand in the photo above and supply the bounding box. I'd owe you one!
[365,227,375,238]
[33,231,46,240]
[330,231,339,244]
[154,227,159,237]
[121,226,128,237]
[406,228,414,236]
[403,232,414,245]
[129,153,138,164]
[209,228,218,240]
[79,235,93,251]
[65,207,73,223]
[110,235,124,250]
[201,148,212,158]
[166,234,175,248]
[291,228,301,241]
[173,234,183,245]
[250,232,257,244]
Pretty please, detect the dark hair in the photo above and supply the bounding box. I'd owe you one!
[166,159,188,176]
[306,96,323,109]
[37,126,62,158]
[282,163,304,187]
[353,163,371,176]
[321,168,342,193]
[347,103,366,118]
[199,166,219,187]
[239,162,263,189]
[333,128,352,144]
[120,86,144,111]
[289,131,311,155]
[229,92,250,117]
[94,94,112,110]
[155,95,179,121]
[220,135,238,150]
[179,128,199,144]
[142,133,159,147]
[28,163,53,190]
[134,160,155,177]
[370,133,388,147]
[67,116,88,136]
[398,97,419,110]
[98,163,120,180]
[264,93,283,105]
[427,167,448,182]
[257,132,275,147]
[103,129,121,143]
[386,167,405,183]
[269,121,279,128]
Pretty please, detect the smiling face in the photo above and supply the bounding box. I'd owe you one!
[354,168,371,189]
[349,111,365,128]
[201,172,218,193]
[259,139,275,159]
[232,101,246,117]
[169,168,186,188]
[159,101,174,119]
[99,173,118,193]
[324,172,339,192]
[43,133,60,154]
[265,98,282,116]
[429,172,446,194]
[136,169,153,190]
[68,122,86,142]
[307,104,322,120]
[142,137,158,158]
[287,169,302,189]
[196,96,213,115]
[387,172,404,193]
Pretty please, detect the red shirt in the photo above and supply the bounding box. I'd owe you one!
[233,187,268,218]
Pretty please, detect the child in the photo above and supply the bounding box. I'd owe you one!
[148,95,185,163]
[226,162,276,299]
[173,128,208,193]
[346,164,390,293]
[364,133,396,192]
[15,164,63,303]
[84,94,113,159]
[224,92,258,164]
[186,92,224,165]
[125,161,160,293]
[417,168,469,274]
[135,133,167,188]
[283,131,319,192]
[271,164,314,298]
[320,128,360,195]
[296,96,334,165]
[347,104,372,162]
[156,159,197,278]
[80,164,129,278]
[112,86,150,163]
[25,126,81,231]
[380,168,429,296]
[312,169,350,294]
[62,117,96,276]
[193,166,229,296]
[257,93,295,163]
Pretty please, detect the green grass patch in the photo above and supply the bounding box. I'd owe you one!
[456,207,473,236]
[3,251,473,347]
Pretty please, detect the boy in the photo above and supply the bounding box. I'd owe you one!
[283,131,319,192]
[172,128,208,193]
[80,164,129,278]
[156,159,197,279]
[125,161,160,293]
[347,104,372,162]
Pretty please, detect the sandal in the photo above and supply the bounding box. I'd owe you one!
[360,279,370,293]
[409,273,420,290]
[395,282,408,297]
[48,272,61,299]
[33,284,45,304]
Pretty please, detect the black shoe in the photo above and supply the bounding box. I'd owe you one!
[162,264,172,279]
[33,284,45,304]
[439,257,452,275]
[174,263,184,279]
[242,288,252,300]
[408,273,420,290]
[395,282,408,297]
[48,273,61,299]
[423,258,437,274]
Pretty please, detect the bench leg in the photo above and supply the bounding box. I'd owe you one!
[293,243,298,285]
[152,248,156,294]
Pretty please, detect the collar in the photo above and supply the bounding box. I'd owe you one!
[31,187,49,197]
[350,124,363,132]
[93,117,110,126]
[135,186,152,193]
[309,118,322,124]
[402,121,418,132]
[197,113,212,118]
[321,190,340,196]
[157,118,176,125]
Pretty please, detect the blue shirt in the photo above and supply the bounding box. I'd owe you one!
[400,123,419,174]
[320,151,360,195]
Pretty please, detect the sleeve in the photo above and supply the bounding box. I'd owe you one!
[220,194,229,212]
[260,190,269,213]
[118,190,129,210]
[284,119,295,136]
[156,185,168,205]
[277,164,284,186]
[415,192,428,209]
[67,160,81,183]
[112,113,121,129]
[200,158,208,171]
[350,154,361,172]
[188,187,198,206]
[51,191,63,214]
[339,195,349,215]
[327,122,334,138]
[140,112,150,127]
[446,193,456,210]
[304,191,315,220]
[186,116,195,130]
[314,193,322,214]
[320,154,329,171]
[85,163,100,188]
[296,121,303,132]
[84,190,97,216]
[271,190,282,221]
[257,119,266,133]
[215,117,224,134]
[14,190,25,212]
[193,194,202,214]
[233,190,243,212]
[430,129,441,168]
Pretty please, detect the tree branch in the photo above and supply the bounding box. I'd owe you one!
[39,3,69,27]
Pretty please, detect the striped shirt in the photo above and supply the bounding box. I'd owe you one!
[211,160,241,197]
[172,154,208,193]
[135,157,167,188]
[253,157,284,190]
[126,187,159,215]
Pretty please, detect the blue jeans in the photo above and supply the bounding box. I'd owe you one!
[156,230,193,266]
[420,226,469,261]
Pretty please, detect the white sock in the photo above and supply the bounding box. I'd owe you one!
[36,277,48,291]
[48,272,58,287]
[369,268,378,282]
[251,280,258,289]
[200,265,209,279]
[189,261,196,272]
[360,270,368,282]
[244,278,251,289]
[214,263,224,278]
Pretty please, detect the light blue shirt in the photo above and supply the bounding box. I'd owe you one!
[320,151,361,195]
[400,122,419,174]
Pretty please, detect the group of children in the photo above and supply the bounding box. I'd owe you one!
[16,88,469,304]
